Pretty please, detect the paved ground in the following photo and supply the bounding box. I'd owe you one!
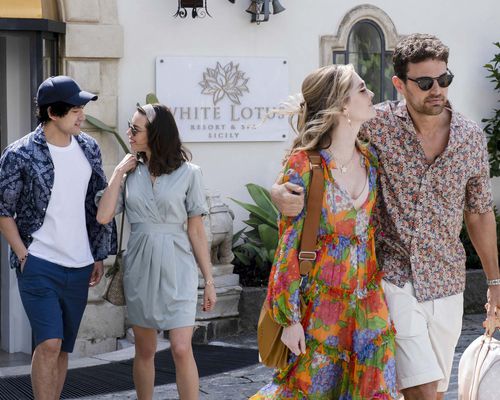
[69,313,487,400]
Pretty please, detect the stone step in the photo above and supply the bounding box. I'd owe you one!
[195,285,242,321]
[193,318,241,343]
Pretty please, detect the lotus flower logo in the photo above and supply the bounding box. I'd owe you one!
[199,62,249,105]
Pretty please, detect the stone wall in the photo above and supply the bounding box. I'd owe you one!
[61,0,123,176]
[239,287,267,332]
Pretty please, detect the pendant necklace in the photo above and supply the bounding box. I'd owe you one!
[330,149,357,174]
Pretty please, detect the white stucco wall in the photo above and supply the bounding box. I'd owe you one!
[116,0,500,228]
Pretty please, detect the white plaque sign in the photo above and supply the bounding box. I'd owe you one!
[156,56,289,142]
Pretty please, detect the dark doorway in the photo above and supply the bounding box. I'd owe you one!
[0,18,64,354]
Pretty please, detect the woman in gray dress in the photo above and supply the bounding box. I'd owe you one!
[97,104,217,400]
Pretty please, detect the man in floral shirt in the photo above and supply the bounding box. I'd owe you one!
[272,34,500,400]
[0,76,115,400]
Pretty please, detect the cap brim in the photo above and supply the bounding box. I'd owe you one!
[65,91,98,106]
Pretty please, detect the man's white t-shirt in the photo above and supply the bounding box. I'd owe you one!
[29,136,95,268]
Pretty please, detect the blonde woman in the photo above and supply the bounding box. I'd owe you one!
[251,65,397,399]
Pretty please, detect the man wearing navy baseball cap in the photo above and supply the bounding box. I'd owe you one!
[37,75,98,106]
[0,76,116,399]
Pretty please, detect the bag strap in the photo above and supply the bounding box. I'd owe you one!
[298,150,324,276]
[117,176,127,253]
[117,209,125,252]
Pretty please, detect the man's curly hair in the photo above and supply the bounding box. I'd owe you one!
[393,34,449,80]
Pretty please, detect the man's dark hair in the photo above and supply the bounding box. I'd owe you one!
[36,101,74,124]
[138,104,191,176]
[393,34,449,80]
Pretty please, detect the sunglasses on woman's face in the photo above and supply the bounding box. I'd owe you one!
[406,70,454,91]
[127,120,141,136]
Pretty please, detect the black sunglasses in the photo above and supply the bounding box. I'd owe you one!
[127,120,141,136]
[406,70,454,91]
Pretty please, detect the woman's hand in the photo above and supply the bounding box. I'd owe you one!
[203,283,217,312]
[281,322,306,356]
[115,153,138,175]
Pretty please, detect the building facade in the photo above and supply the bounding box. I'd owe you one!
[1,0,499,354]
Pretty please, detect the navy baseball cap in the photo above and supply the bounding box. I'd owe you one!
[37,75,98,106]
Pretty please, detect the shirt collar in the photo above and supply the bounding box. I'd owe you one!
[394,99,462,148]
[33,124,47,145]
[34,123,89,148]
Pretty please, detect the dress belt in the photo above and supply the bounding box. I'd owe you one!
[130,222,185,234]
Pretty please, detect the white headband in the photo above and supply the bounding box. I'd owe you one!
[140,104,156,124]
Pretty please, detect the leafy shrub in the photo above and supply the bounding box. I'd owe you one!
[461,208,500,269]
[483,42,500,178]
[231,184,279,286]
[462,43,500,269]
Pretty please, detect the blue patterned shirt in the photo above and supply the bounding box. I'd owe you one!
[0,125,117,268]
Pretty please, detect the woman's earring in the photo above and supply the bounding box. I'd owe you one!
[346,112,352,126]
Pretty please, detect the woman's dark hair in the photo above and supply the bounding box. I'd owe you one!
[393,33,449,80]
[36,101,74,124]
[138,104,191,176]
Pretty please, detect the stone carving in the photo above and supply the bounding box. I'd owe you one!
[196,193,241,341]
[204,192,235,265]
[199,61,249,106]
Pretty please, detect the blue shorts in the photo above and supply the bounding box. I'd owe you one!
[16,254,93,353]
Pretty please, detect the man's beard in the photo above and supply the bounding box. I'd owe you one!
[415,95,446,116]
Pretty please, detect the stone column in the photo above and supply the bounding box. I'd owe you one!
[60,0,125,357]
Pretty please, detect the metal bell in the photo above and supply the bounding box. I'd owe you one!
[246,1,259,14]
[271,0,285,14]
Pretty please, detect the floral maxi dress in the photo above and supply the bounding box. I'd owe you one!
[251,147,398,400]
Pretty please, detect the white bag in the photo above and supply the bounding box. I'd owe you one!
[458,318,500,400]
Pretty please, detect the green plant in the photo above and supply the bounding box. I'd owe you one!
[462,43,500,269]
[461,207,500,269]
[483,42,500,178]
[85,115,129,154]
[231,183,279,286]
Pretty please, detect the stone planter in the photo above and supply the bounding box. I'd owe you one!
[193,264,242,343]
[238,286,268,331]
[464,269,487,314]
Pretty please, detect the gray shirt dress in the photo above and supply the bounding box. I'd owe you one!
[101,161,207,330]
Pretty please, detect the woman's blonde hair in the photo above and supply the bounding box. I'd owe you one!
[282,64,356,159]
